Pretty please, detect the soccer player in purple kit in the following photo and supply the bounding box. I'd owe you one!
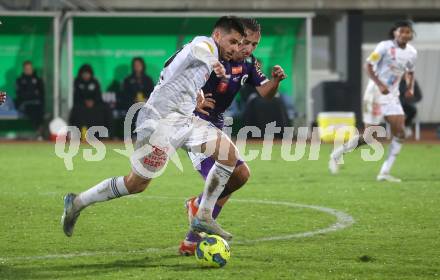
[179,18,287,255]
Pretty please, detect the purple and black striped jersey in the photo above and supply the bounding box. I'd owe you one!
[195,55,269,128]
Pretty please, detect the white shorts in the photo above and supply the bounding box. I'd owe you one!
[131,107,221,179]
[362,82,404,125]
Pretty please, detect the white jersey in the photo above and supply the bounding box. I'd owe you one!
[365,40,417,102]
[145,36,219,118]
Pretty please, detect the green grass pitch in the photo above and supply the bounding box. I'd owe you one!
[0,142,439,279]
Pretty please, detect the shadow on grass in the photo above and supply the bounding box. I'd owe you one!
[0,254,211,279]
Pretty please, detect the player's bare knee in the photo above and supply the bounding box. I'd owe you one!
[237,164,251,185]
[125,182,143,194]
[224,164,250,194]
[131,182,148,194]
[125,174,150,194]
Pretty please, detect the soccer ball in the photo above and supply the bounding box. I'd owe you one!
[195,234,231,268]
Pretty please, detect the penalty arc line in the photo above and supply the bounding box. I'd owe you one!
[229,199,355,244]
[0,196,354,262]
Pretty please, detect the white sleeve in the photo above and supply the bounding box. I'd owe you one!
[190,40,218,68]
[366,41,387,66]
[407,51,417,72]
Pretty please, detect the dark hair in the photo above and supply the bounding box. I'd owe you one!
[213,16,245,37]
[22,60,32,67]
[388,20,414,39]
[78,64,94,78]
[132,57,146,73]
[241,18,261,33]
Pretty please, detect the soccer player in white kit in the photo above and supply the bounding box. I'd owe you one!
[61,16,246,240]
[329,20,417,182]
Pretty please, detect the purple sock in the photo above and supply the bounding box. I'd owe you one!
[186,230,202,243]
[185,204,223,243]
[212,204,222,219]
[197,194,223,219]
[186,194,223,243]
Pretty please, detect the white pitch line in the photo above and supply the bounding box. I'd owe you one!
[0,196,354,262]
[229,199,354,244]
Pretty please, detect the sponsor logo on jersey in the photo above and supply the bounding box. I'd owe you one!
[143,145,169,168]
[232,66,243,74]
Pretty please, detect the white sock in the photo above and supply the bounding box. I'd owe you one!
[332,135,362,162]
[75,177,129,210]
[379,137,403,175]
[198,162,234,218]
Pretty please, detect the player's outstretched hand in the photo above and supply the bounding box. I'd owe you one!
[272,65,287,81]
[213,61,226,78]
[0,91,6,105]
[196,93,216,116]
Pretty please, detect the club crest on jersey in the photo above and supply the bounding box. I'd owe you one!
[240,74,249,86]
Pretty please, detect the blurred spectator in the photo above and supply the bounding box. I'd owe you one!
[15,61,45,136]
[69,97,113,139]
[399,78,422,136]
[119,57,154,112]
[70,64,112,137]
[241,84,290,138]
[74,64,103,106]
[106,64,129,111]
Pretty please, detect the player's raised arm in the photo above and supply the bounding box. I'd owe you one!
[256,65,287,99]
